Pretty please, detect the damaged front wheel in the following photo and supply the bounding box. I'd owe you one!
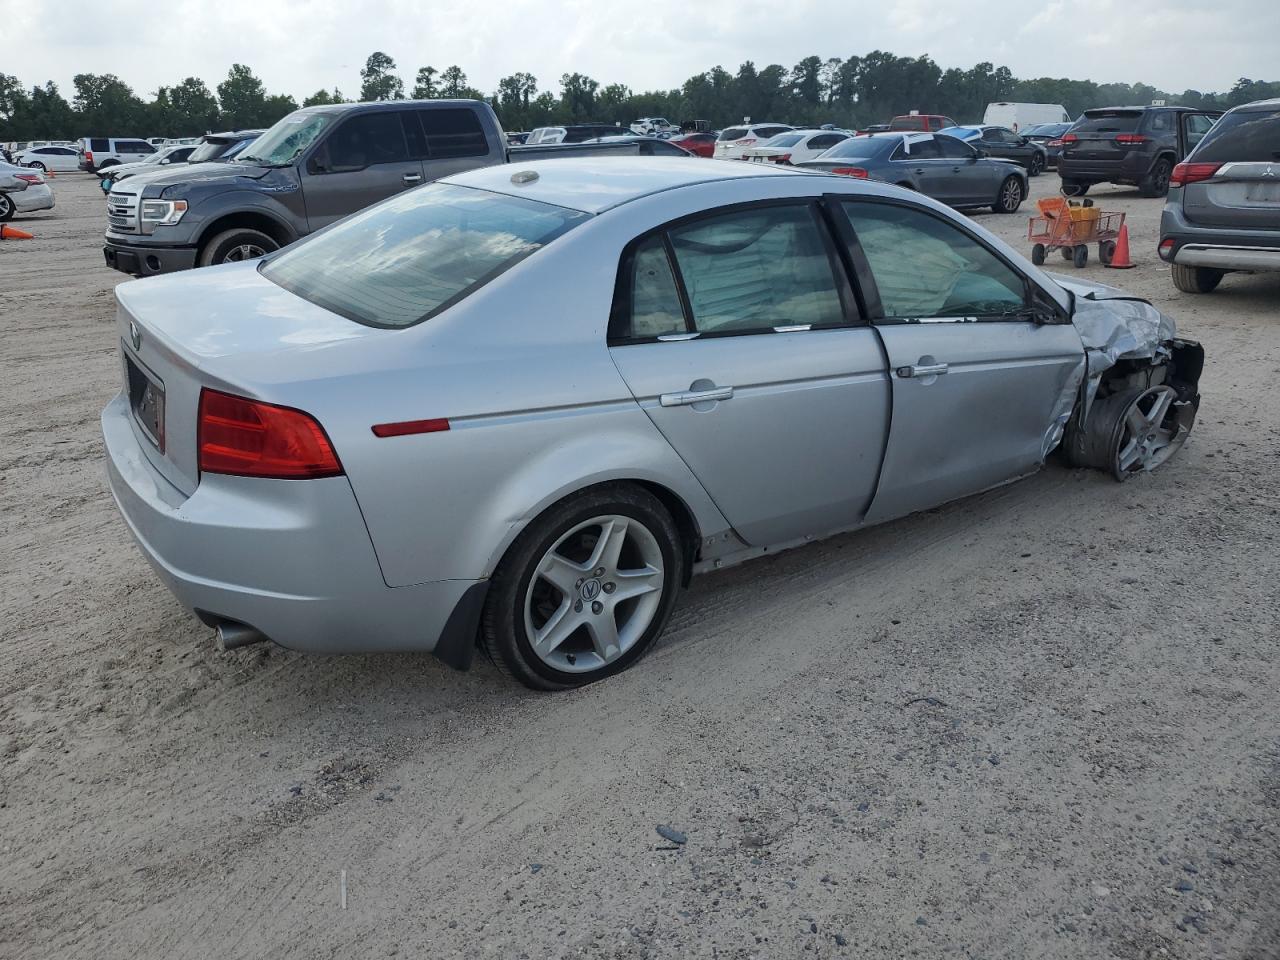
[1067,385,1195,481]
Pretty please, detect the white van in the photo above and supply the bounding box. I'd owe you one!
[982,103,1072,132]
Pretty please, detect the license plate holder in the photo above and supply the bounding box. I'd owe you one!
[1244,182,1280,202]
[124,349,165,452]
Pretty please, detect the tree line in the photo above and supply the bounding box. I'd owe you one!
[3,53,1276,143]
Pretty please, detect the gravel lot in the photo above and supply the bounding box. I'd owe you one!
[2,171,1278,960]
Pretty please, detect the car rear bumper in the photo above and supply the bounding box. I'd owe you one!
[103,237,198,276]
[14,185,54,213]
[1057,155,1148,183]
[102,391,482,660]
[1159,205,1280,271]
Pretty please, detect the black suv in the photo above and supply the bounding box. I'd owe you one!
[1058,105,1222,197]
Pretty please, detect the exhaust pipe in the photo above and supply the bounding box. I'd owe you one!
[215,621,268,651]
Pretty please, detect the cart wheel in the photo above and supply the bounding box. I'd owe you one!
[1073,245,1089,268]
[1031,243,1046,266]
[1100,240,1116,266]
[1061,245,1074,261]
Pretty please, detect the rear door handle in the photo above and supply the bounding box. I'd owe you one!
[660,386,734,407]
[896,362,948,378]
[403,173,423,184]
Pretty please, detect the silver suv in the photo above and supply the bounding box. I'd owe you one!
[1158,98,1280,293]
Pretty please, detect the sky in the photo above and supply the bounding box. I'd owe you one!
[4,0,1277,103]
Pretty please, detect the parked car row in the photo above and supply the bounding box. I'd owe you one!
[98,130,263,194]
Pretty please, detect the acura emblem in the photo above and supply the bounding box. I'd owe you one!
[129,320,142,350]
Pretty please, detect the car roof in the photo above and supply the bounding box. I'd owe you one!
[446,156,800,214]
[1231,97,1280,112]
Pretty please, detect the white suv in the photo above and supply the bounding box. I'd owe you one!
[77,137,156,173]
[713,123,795,160]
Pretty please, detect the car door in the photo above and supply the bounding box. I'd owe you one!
[1180,113,1218,157]
[896,136,956,201]
[300,110,426,231]
[935,135,993,205]
[832,197,1085,524]
[607,201,891,546]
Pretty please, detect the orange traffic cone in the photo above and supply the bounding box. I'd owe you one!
[44,169,55,178]
[1,224,34,239]
[1105,224,1136,269]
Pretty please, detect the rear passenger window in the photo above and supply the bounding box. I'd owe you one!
[318,113,409,171]
[420,109,488,158]
[843,201,1025,319]
[90,138,109,152]
[668,205,845,334]
[617,236,688,339]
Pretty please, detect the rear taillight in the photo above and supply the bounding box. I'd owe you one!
[85,150,94,162]
[14,173,41,184]
[198,389,342,479]
[1061,134,1078,144]
[1114,134,1150,144]
[1047,139,1065,147]
[771,153,792,164]
[831,167,869,178]
[1170,161,1222,187]
[1158,238,1176,261]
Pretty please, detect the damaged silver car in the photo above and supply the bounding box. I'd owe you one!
[102,158,1202,689]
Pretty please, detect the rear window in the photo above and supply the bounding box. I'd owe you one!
[1190,109,1280,163]
[1074,111,1142,134]
[888,118,923,131]
[418,108,489,158]
[89,138,109,152]
[822,136,897,159]
[261,183,589,328]
[764,134,805,148]
[753,126,791,139]
[719,127,748,141]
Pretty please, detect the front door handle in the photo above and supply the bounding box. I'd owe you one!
[896,362,949,378]
[403,173,423,184]
[660,385,734,407]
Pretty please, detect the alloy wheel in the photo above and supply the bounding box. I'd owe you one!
[1000,178,1022,211]
[1111,385,1188,480]
[523,515,665,674]
[222,243,267,263]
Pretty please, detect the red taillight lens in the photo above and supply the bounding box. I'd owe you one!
[371,418,450,438]
[198,389,342,479]
[831,167,869,178]
[1158,238,1176,260]
[1061,133,1078,144]
[1114,134,1149,144]
[15,173,41,184]
[1170,161,1222,187]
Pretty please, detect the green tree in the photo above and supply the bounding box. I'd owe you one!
[559,72,599,121]
[360,52,404,101]
[303,87,345,107]
[262,93,299,124]
[440,66,468,98]
[217,64,267,128]
[73,73,145,132]
[412,66,439,99]
[168,77,220,134]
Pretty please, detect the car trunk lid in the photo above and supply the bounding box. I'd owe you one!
[112,263,381,496]
[1182,161,1280,228]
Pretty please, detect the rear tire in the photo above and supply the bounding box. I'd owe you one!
[481,483,685,690]
[993,175,1024,214]
[1171,263,1224,294]
[1061,179,1090,197]
[27,161,46,172]
[98,159,120,170]
[198,228,279,267]
[1028,153,1044,177]
[1138,158,1173,198]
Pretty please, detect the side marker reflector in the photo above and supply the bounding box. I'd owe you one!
[371,418,451,438]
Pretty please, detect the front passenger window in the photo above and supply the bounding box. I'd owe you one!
[843,202,1026,319]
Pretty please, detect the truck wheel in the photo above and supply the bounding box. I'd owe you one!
[1138,158,1173,198]
[198,228,279,267]
[1171,263,1224,294]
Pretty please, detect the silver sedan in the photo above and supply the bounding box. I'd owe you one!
[102,158,1202,689]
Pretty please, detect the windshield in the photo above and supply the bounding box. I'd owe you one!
[1190,109,1279,163]
[237,112,332,166]
[261,183,590,328]
[820,136,897,159]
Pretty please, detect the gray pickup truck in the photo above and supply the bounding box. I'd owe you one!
[103,100,511,276]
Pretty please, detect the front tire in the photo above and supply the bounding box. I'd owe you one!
[1171,263,1224,294]
[198,228,279,267]
[27,161,46,172]
[481,484,685,690]
[993,175,1024,214]
[1138,158,1173,198]
[1066,385,1194,481]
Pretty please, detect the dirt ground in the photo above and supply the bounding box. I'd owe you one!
[1,171,1278,960]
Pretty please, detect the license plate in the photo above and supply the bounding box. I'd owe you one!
[124,349,165,451]
[1245,182,1280,202]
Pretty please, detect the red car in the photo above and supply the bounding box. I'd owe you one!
[888,114,958,133]
[669,132,717,158]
